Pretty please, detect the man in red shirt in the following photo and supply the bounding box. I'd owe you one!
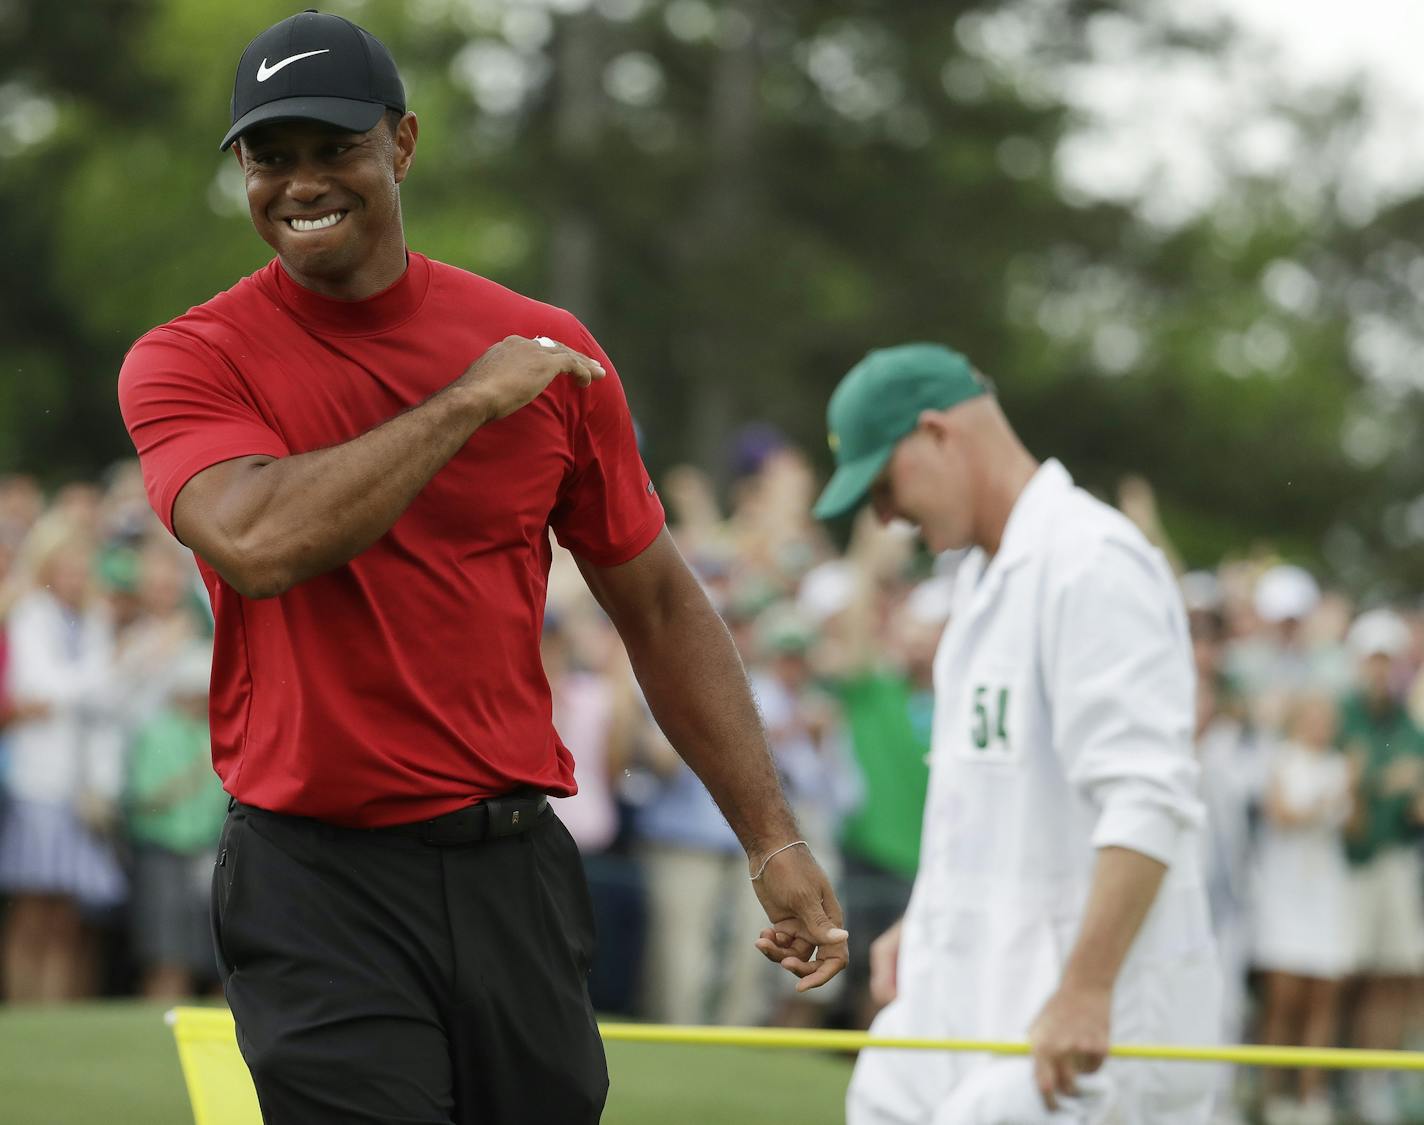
[118,11,846,1124]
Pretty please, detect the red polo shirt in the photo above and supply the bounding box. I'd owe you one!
[118,252,664,826]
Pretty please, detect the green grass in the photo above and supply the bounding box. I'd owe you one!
[0,1002,853,1124]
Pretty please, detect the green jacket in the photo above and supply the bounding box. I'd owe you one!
[833,672,931,878]
[1338,691,1424,865]
[125,709,229,854]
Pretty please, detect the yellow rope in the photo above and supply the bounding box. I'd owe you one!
[597,1022,1424,1071]
[167,1009,1424,1073]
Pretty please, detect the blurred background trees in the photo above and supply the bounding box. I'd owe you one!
[3,0,1423,591]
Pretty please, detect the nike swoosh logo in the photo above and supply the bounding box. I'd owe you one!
[257,49,331,82]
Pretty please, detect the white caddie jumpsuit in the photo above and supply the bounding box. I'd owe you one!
[847,461,1220,1125]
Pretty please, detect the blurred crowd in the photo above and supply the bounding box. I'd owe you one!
[3,434,1424,1124]
[0,465,221,1005]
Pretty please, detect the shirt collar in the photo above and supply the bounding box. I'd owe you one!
[263,250,431,337]
[970,458,1072,580]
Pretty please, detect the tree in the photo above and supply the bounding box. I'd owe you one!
[3,0,1421,591]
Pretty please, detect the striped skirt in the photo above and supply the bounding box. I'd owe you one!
[0,798,127,911]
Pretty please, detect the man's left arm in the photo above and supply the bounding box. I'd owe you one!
[1028,846,1166,1109]
[1034,538,1207,1108]
[577,530,849,990]
[552,320,846,987]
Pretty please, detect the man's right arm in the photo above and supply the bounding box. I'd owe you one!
[171,336,604,599]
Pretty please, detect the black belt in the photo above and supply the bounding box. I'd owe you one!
[231,792,551,847]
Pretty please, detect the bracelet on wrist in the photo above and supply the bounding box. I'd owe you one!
[749,839,808,881]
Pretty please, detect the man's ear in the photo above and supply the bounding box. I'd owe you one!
[917,408,954,443]
[392,113,418,184]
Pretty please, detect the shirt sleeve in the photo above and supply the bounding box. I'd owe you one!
[548,320,665,566]
[1046,537,1204,867]
[117,329,290,537]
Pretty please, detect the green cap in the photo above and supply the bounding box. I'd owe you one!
[812,343,986,520]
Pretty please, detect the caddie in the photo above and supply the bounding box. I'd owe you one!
[808,344,1220,1124]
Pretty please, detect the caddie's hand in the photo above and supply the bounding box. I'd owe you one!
[459,334,605,423]
[1027,983,1111,1111]
[750,843,849,991]
[868,917,904,1009]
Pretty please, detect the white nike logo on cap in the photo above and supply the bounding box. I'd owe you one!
[256,49,331,82]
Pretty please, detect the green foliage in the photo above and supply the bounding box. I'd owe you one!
[1,0,1419,589]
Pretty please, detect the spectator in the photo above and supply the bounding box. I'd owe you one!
[50,483,104,539]
[0,517,125,1003]
[748,602,857,1026]
[632,620,778,1027]
[545,608,634,854]
[1340,609,1424,1125]
[751,604,853,860]
[5,439,1424,1122]
[816,514,941,1030]
[1228,564,1329,733]
[0,524,30,736]
[1118,474,1185,576]
[727,443,834,591]
[98,459,160,548]
[0,474,44,539]
[123,640,227,1001]
[107,540,204,736]
[1189,594,1262,1121]
[1253,692,1353,1125]
[544,605,645,1015]
[661,464,732,579]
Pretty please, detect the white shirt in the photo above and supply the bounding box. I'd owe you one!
[867,460,1218,1119]
[1196,714,1262,930]
[4,590,120,805]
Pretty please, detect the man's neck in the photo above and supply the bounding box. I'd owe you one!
[976,450,1041,558]
[280,242,409,302]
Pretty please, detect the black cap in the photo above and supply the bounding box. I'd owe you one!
[220,9,405,152]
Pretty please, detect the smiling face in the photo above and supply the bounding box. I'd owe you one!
[235,112,417,298]
[867,418,977,554]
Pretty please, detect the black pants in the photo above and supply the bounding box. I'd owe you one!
[211,802,608,1124]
